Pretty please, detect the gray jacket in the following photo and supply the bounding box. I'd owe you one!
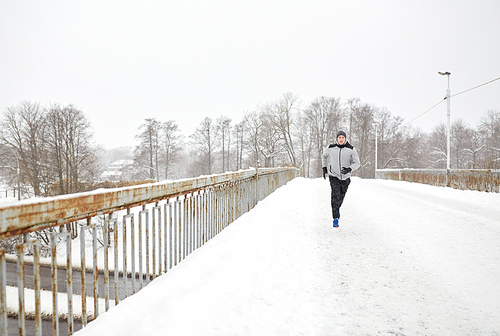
[322,142,361,180]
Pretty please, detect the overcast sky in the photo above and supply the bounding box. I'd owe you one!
[1,0,499,149]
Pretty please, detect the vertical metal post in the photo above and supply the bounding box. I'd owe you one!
[130,211,136,295]
[173,199,178,266]
[166,202,172,271]
[32,242,41,336]
[196,193,201,249]
[139,206,145,288]
[182,196,186,262]
[182,196,187,260]
[152,204,157,279]
[92,222,99,319]
[207,190,211,242]
[169,202,173,269]
[154,202,161,276]
[113,217,120,305]
[188,195,193,255]
[221,187,225,230]
[143,205,149,283]
[104,215,110,313]
[0,249,7,336]
[51,233,59,336]
[200,192,205,245]
[215,188,219,235]
[80,224,87,327]
[122,210,128,298]
[163,202,168,273]
[66,229,73,335]
[16,243,25,336]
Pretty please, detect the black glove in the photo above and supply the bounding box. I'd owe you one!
[322,167,328,179]
[341,167,351,175]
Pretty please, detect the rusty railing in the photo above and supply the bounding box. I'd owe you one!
[375,168,500,192]
[0,167,299,335]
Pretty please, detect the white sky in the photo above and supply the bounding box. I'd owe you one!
[1,0,499,149]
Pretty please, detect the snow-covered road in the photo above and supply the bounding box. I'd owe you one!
[75,177,500,335]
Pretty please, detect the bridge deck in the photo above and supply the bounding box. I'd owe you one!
[27,178,500,334]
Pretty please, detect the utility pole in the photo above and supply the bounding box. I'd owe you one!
[438,71,451,187]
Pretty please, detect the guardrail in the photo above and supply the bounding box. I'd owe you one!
[0,167,299,335]
[375,169,500,192]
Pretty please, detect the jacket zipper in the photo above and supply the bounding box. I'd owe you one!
[339,147,343,179]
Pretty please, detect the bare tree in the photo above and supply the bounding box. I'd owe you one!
[46,104,97,194]
[134,118,161,181]
[233,120,246,170]
[375,107,408,169]
[479,110,500,168]
[216,116,232,172]
[243,111,263,168]
[259,106,281,167]
[0,101,47,196]
[350,102,375,177]
[295,112,314,176]
[160,120,182,180]
[463,131,484,169]
[266,92,299,166]
[190,117,218,175]
[399,128,427,169]
[451,119,473,169]
[428,123,447,169]
[346,98,361,137]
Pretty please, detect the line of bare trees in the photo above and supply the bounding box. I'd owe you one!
[2,95,500,200]
[133,92,500,180]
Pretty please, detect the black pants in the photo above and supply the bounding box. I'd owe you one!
[329,176,350,219]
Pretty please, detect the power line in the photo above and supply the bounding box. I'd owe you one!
[403,99,444,127]
[449,76,500,98]
[404,75,500,126]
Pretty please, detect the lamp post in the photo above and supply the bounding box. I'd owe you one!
[438,71,451,186]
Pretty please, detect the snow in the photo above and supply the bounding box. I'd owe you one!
[0,183,17,204]
[72,177,500,335]
[6,285,113,321]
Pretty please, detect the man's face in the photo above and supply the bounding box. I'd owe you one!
[337,135,346,145]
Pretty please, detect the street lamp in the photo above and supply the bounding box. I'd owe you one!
[438,71,451,186]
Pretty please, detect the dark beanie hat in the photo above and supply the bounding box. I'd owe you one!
[337,131,347,138]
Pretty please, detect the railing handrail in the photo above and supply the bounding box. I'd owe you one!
[376,168,500,193]
[0,167,295,239]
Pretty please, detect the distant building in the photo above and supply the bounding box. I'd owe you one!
[100,159,134,181]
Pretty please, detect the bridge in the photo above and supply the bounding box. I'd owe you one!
[1,169,500,335]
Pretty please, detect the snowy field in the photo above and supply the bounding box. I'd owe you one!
[74,177,500,336]
[0,185,17,204]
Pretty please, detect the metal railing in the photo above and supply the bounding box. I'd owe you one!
[0,167,299,335]
[376,168,500,192]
